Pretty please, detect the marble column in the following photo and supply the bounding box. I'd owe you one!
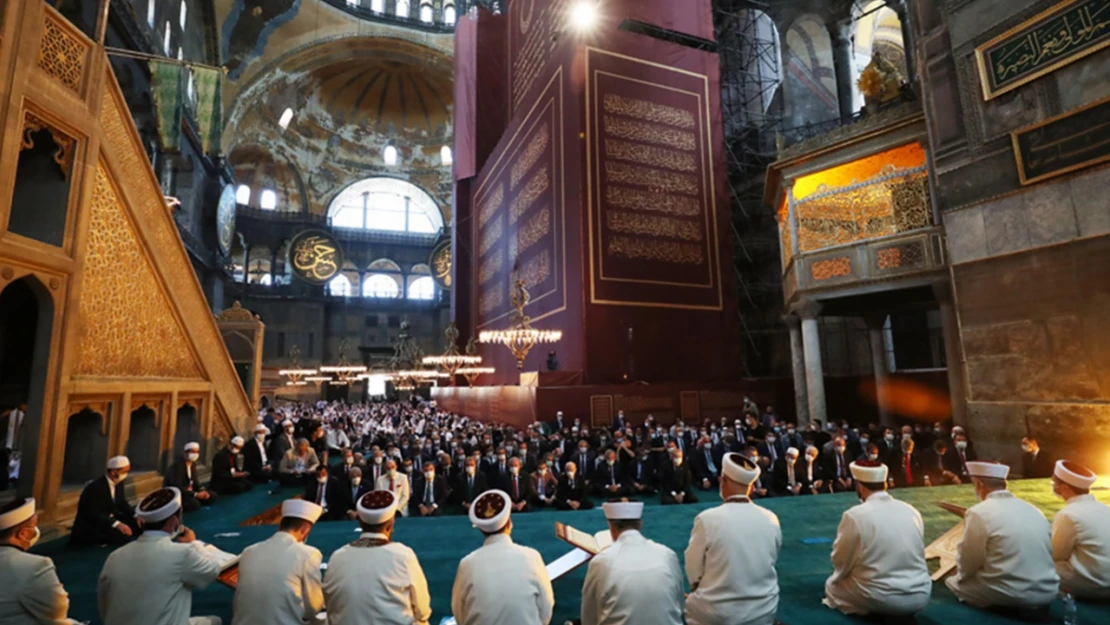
[797,301,827,425]
[827,18,856,123]
[933,281,968,427]
[889,0,915,80]
[866,313,893,426]
[785,315,809,424]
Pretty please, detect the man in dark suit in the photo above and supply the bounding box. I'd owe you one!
[503,458,532,513]
[690,437,722,490]
[1021,437,1053,478]
[304,465,345,521]
[269,420,296,466]
[454,457,489,510]
[570,441,595,488]
[822,436,854,492]
[948,431,977,480]
[242,424,272,483]
[772,448,805,496]
[211,437,253,495]
[411,461,450,517]
[555,461,594,510]
[891,438,922,488]
[628,448,657,496]
[531,463,559,509]
[921,439,961,486]
[337,466,371,521]
[660,450,698,505]
[591,449,627,497]
[756,433,783,472]
[334,448,359,486]
[71,456,141,546]
[164,442,216,512]
[486,447,511,486]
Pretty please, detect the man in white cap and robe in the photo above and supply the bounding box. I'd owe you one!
[325,490,431,625]
[685,454,781,625]
[71,455,141,546]
[582,500,685,625]
[0,497,79,624]
[1050,459,1110,599]
[232,499,325,625]
[823,459,931,617]
[98,487,223,625]
[946,461,1058,611]
[452,489,554,625]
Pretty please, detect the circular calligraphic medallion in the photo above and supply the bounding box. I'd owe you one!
[216,184,237,256]
[429,238,452,290]
[288,229,345,285]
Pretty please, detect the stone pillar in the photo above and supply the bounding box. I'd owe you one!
[827,18,856,123]
[785,315,809,423]
[889,0,915,80]
[933,281,968,427]
[866,313,893,426]
[797,301,827,425]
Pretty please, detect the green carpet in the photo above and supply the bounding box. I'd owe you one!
[37,479,1110,624]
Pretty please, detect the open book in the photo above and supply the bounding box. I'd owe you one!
[546,523,614,580]
[194,541,241,589]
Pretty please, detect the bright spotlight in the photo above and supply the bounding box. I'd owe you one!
[569,1,598,31]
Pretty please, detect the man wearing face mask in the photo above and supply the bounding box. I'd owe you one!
[556,461,593,510]
[592,449,628,497]
[821,436,854,493]
[573,441,595,488]
[454,456,489,512]
[823,460,931,618]
[304,466,342,521]
[335,449,358,486]
[212,436,254,495]
[661,450,698,505]
[948,432,976,480]
[756,433,780,470]
[629,447,657,495]
[243,424,272,483]
[98,487,222,625]
[1019,437,1053,479]
[1049,460,1110,599]
[0,497,78,624]
[530,458,558,509]
[270,420,297,464]
[946,461,1058,611]
[504,457,533,512]
[411,462,449,517]
[376,459,411,519]
[232,500,325,625]
[72,455,141,546]
[165,442,216,512]
[340,467,371,520]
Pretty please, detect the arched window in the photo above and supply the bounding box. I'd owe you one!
[247,245,272,285]
[328,178,445,234]
[163,21,172,55]
[278,108,294,130]
[328,274,353,297]
[371,0,384,11]
[441,145,453,166]
[383,145,399,166]
[235,184,251,205]
[444,2,456,25]
[420,2,434,22]
[396,0,410,18]
[364,274,401,298]
[186,71,195,103]
[408,276,435,300]
[180,1,187,29]
[260,189,277,210]
[346,0,359,6]
[147,0,155,27]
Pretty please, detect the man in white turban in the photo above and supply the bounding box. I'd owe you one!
[1050,460,1109,599]
[0,497,78,624]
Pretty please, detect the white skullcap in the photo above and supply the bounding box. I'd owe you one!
[135,487,182,523]
[602,500,644,520]
[470,490,511,533]
[722,453,761,484]
[356,490,397,525]
[184,442,200,452]
[282,420,293,427]
[0,498,35,530]
[967,461,1010,480]
[557,411,564,416]
[850,460,888,483]
[230,436,245,447]
[107,456,130,470]
[254,423,269,433]
[282,499,323,524]
[1054,460,1097,490]
[786,447,799,457]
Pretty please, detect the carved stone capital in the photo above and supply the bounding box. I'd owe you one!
[791,299,823,320]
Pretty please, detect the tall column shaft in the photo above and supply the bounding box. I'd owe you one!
[828,19,856,122]
[934,282,968,426]
[800,316,827,425]
[868,321,893,426]
[787,317,809,423]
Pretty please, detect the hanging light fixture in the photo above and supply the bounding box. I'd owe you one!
[279,345,318,385]
[479,280,562,369]
[422,322,483,385]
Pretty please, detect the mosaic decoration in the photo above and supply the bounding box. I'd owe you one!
[38,17,86,94]
[810,257,853,281]
[222,0,302,80]
[216,185,237,256]
[288,229,343,285]
[975,0,1110,100]
[876,240,927,271]
[430,238,452,289]
[74,166,203,379]
[21,111,76,180]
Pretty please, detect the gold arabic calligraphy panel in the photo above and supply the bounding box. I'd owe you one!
[288,230,344,285]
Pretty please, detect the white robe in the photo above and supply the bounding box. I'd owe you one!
[231,532,324,625]
[582,530,685,625]
[451,533,553,625]
[325,533,431,625]
[685,497,781,625]
[824,491,931,616]
[946,490,1059,608]
[1052,494,1110,599]
[98,532,222,625]
[0,546,77,625]
[376,473,411,518]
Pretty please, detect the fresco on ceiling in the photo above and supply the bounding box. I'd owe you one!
[222,0,303,80]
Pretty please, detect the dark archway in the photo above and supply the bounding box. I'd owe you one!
[126,404,160,472]
[62,408,108,487]
[10,126,73,247]
[174,403,201,454]
[0,277,55,497]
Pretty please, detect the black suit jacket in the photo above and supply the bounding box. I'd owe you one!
[502,473,533,504]
[71,475,134,544]
[269,434,295,465]
[337,481,372,517]
[591,462,627,490]
[304,477,345,520]
[164,459,205,495]
[410,475,450,514]
[210,447,242,490]
[659,462,694,495]
[890,451,923,488]
[628,458,656,486]
[556,473,589,504]
[242,438,269,475]
[690,447,721,482]
[453,471,489,505]
[1022,450,1053,479]
[821,451,852,482]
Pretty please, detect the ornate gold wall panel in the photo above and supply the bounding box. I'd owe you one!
[37,17,86,94]
[74,165,204,379]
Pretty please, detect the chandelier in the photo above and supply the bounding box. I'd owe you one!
[279,345,317,386]
[319,338,367,383]
[387,319,442,390]
[479,280,562,369]
[422,322,482,385]
[458,338,495,386]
